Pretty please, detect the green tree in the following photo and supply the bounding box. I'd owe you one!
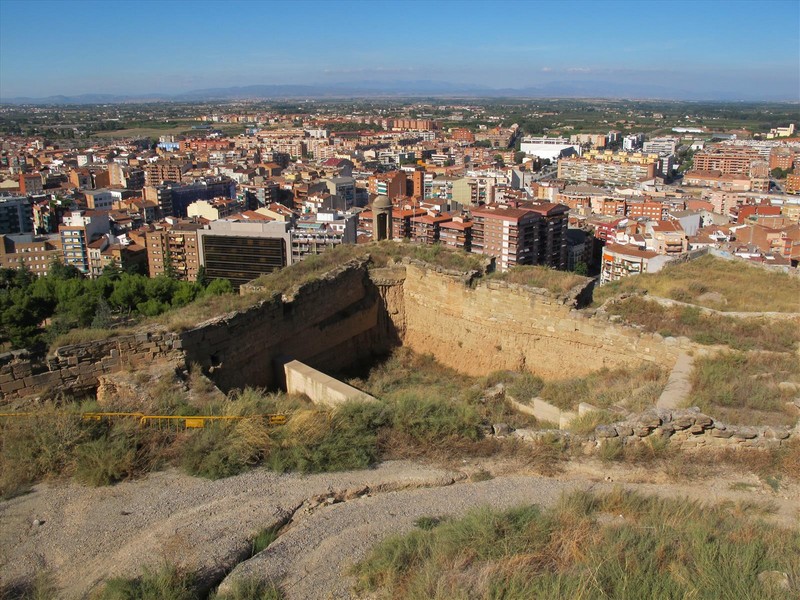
[771,167,790,179]
[203,279,233,296]
[109,274,147,313]
[91,298,113,329]
[195,265,209,288]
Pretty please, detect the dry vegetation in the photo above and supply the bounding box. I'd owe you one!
[155,242,484,332]
[605,296,800,352]
[688,351,800,427]
[593,254,800,312]
[487,265,588,294]
[486,362,669,413]
[352,488,800,599]
[0,350,564,498]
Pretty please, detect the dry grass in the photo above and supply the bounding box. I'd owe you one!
[49,327,135,351]
[488,265,588,295]
[153,241,484,333]
[593,254,800,312]
[606,296,800,352]
[352,488,800,599]
[540,363,668,412]
[688,351,800,427]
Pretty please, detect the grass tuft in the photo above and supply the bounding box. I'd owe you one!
[593,254,800,312]
[487,265,588,295]
[606,296,800,352]
[352,489,800,599]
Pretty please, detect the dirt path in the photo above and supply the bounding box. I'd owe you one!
[657,351,694,409]
[1,459,797,599]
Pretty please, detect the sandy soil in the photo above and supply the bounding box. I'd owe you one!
[1,458,797,599]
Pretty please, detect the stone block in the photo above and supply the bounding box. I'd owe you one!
[711,429,734,438]
[596,425,618,438]
[733,427,758,440]
[764,427,790,440]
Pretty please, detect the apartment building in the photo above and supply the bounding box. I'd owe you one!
[600,243,670,285]
[558,151,659,186]
[290,212,357,262]
[144,160,191,187]
[368,171,406,201]
[410,213,452,245]
[470,202,568,271]
[0,196,33,234]
[0,233,62,275]
[145,223,203,281]
[59,210,111,275]
[692,147,760,176]
[438,217,472,252]
[19,173,43,195]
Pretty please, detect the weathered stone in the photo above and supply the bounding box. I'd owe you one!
[693,414,713,428]
[492,423,512,436]
[688,424,706,435]
[596,425,618,438]
[764,427,790,440]
[711,429,734,438]
[733,427,758,440]
[637,413,662,428]
[777,381,799,393]
[614,425,634,437]
[633,426,652,437]
[673,416,695,430]
[757,571,790,592]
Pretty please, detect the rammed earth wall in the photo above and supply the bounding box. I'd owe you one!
[2,258,689,404]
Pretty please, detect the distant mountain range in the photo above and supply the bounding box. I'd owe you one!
[1,80,796,104]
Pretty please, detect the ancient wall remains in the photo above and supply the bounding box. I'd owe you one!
[0,332,183,404]
[391,263,685,379]
[3,257,691,404]
[1,259,400,404]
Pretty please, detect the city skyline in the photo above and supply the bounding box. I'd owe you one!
[1,0,799,101]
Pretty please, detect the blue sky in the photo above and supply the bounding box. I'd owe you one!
[1,0,798,99]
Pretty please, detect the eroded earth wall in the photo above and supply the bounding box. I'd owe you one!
[2,259,687,403]
[388,263,683,378]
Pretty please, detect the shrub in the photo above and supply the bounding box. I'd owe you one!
[74,434,137,487]
[0,410,88,498]
[267,402,388,473]
[389,393,481,445]
[181,418,272,479]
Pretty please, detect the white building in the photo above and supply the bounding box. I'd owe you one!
[519,137,581,162]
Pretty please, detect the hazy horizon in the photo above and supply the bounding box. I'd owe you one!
[1,0,798,102]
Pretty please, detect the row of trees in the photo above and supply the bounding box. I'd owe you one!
[0,261,232,352]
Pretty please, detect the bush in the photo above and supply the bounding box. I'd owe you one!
[268,402,389,473]
[181,419,272,479]
[74,434,137,487]
[0,410,88,498]
[390,393,481,445]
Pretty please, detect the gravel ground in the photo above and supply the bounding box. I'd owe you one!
[217,463,800,600]
[2,459,796,599]
[0,461,463,598]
